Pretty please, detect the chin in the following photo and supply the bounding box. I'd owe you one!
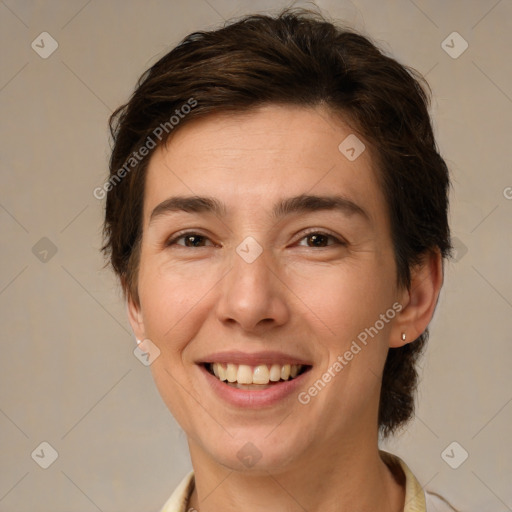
[197,425,310,474]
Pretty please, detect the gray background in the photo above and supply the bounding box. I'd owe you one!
[1,0,511,511]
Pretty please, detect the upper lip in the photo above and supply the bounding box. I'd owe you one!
[198,350,313,366]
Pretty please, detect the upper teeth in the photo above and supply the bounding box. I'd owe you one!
[211,363,303,385]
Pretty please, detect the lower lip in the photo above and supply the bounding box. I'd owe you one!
[198,364,310,408]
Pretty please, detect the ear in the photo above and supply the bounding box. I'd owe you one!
[127,293,146,342]
[390,249,444,348]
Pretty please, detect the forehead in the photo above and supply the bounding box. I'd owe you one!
[143,104,387,225]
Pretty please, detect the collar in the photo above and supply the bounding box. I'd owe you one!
[160,452,427,512]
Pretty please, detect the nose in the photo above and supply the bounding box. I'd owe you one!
[215,245,291,334]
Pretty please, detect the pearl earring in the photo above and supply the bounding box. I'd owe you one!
[401,333,406,342]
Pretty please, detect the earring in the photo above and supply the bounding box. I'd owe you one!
[401,333,406,342]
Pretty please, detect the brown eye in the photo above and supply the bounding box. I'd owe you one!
[166,233,214,247]
[306,234,330,247]
[183,235,207,247]
[297,232,344,248]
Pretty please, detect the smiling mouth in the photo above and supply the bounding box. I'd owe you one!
[204,362,311,388]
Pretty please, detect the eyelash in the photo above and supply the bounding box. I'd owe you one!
[165,230,346,248]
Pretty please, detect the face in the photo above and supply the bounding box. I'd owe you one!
[129,104,407,473]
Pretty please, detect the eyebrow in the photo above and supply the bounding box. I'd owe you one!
[149,194,370,224]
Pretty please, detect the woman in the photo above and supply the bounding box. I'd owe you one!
[102,9,454,512]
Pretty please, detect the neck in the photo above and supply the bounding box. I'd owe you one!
[187,437,405,512]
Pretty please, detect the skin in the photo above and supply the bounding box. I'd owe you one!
[128,104,443,512]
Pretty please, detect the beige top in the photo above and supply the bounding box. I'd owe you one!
[159,452,455,512]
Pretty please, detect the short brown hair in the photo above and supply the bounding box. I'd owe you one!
[102,8,451,436]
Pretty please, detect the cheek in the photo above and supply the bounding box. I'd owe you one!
[301,266,395,410]
[137,258,219,351]
[289,258,393,340]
